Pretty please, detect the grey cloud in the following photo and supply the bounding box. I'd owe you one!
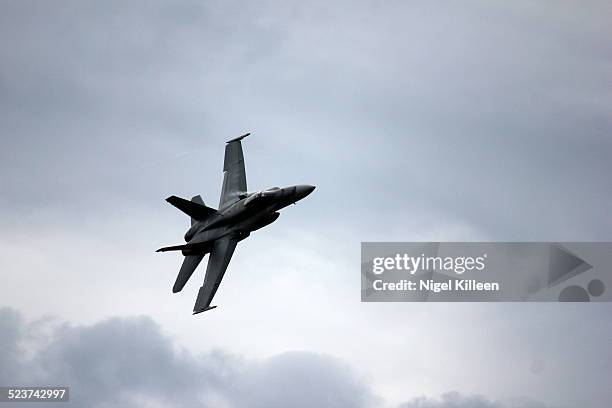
[0,307,376,408]
[227,352,376,408]
[1,0,610,240]
[0,308,22,382]
[0,2,611,407]
[400,392,550,408]
[2,307,561,408]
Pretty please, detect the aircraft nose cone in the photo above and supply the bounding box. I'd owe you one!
[295,184,316,200]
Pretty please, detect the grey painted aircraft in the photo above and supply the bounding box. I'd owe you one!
[157,133,315,314]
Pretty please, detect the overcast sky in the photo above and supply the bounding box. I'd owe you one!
[1,1,611,407]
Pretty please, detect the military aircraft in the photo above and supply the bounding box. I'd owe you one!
[157,133,315,314]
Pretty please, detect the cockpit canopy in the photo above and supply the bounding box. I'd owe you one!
[244,187,282,206]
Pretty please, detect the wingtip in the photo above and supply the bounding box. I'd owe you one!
[226,132,250,143]
[193,305,218,315]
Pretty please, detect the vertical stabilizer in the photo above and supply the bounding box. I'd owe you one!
[173,254,204,293]
[191,195,205,226]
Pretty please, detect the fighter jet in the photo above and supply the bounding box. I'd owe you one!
[157,133,315,314]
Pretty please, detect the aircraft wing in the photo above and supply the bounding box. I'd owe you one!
[193,236,238,314]
[219,133,249,209]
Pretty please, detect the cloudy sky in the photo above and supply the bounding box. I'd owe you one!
[1,1,611,407]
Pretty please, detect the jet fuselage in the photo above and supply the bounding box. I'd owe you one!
[182,184,315,254]
[157,132,315,314]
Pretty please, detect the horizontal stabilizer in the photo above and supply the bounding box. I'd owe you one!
[166,196,216,221]
[156,244,190,252]
[156,242,208,253]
